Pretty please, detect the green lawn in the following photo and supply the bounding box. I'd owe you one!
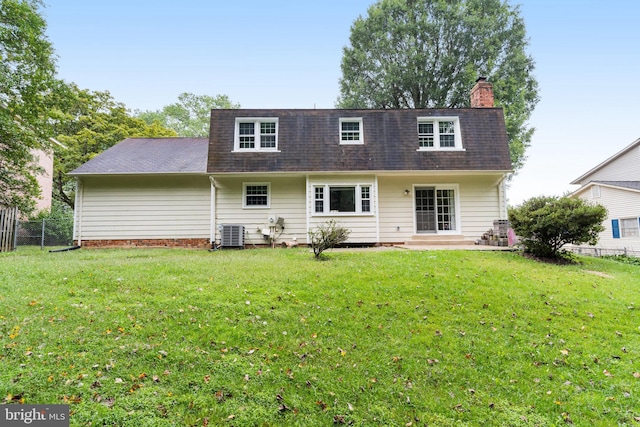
[1,247,638,426]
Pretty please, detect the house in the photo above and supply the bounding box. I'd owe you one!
[70,78,512,248]
[32,147,54,213]
[570,138,640,253]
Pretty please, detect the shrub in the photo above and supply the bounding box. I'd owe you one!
[508,195,607,259]
[308,220,350,259]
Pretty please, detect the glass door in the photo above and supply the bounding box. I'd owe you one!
[415,187,436,233]
[415,187,457,233]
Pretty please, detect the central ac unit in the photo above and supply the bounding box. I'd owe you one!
[220,224,244,248]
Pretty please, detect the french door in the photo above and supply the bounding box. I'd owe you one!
[415,187,457,233]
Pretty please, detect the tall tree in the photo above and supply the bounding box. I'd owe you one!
[337,0,539,171]
[51,83,177,209]
[137,93,240,137]
[0,0,56,213]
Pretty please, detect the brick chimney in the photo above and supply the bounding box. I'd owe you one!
[470,77,494,108]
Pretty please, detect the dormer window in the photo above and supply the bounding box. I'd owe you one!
[234,118,279,151]
[417,117,462,150]
[339,118,363,145]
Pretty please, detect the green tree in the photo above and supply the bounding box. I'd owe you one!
[137,93,240,137]
[508,196,607,259]
[50,83,176,209]
[0,0,56,213]
[337,0,539,171]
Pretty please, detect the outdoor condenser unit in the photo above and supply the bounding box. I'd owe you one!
[220,224,245,248]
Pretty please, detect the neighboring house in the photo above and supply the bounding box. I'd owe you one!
[570,138,640,252]
[32,147,54,213]
[70,78,512,248]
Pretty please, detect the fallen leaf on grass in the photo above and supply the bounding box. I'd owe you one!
[63,395,81,404]
[5,393,24,403]
[99,397,115,408]
[316,400,327,411]
[157,404,168,417]
[214,390,231,402]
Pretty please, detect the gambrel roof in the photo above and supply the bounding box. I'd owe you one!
[70,138,208,175]
[207,109,512,174]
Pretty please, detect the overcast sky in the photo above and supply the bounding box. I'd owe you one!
[42,0,640,205]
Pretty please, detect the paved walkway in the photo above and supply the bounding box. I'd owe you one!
[326,244,516,252]
[396,244,515,251]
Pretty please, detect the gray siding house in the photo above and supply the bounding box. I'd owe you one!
[570,138,640,253]
[70,79,512,248]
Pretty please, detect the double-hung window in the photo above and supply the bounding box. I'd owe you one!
[417,117,462,150]
[339,118,363,144]
[243,183,270,208]
[314,184,372,215]
[620,217,640,238]
[235,118,279,151]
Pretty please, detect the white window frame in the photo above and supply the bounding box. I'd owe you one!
[413,183,461,235]
[416,117,463,151]
[312,183,373,216]
[339,118,364,145]
[243,182,270,209]
[234,118,279,152]
[620,217,640,238]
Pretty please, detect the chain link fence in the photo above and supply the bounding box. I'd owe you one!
[16,219,74,249]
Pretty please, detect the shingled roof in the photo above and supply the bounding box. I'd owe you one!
[593,181,640,191]
[69,138,209,175]
[207,109,512,174]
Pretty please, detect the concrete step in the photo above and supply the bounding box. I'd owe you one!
[404,235,472,246]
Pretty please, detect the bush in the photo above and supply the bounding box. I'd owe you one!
[308,220,350,259]
[508,196,607,259]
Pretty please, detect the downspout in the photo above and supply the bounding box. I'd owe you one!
[209,176,216,246]
[73,178,83,246]
[305,175,310,244]
[498,175,508,219]
[374,175,380,244]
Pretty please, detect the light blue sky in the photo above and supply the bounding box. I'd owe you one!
[43,0,640,205]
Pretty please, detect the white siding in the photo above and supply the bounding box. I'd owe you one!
[575,184,640,251]
[214,173,506,246]
[378,175,503,242]
[307,175,378,243]
[75,175,211,240]
[578,145,640,184]
[214,176,308,245]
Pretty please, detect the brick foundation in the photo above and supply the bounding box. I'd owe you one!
[77,238,211,249]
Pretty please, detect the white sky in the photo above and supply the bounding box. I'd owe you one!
[43,0,640,205]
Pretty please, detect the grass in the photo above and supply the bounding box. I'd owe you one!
[0,247,638,426]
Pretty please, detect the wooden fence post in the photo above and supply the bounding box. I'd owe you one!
[0,207,19,252]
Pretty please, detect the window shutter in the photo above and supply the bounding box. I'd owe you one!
[611,219,620,239]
